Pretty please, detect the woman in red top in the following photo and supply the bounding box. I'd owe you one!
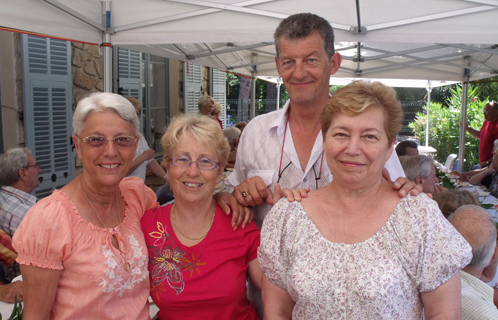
[141,114,261,319]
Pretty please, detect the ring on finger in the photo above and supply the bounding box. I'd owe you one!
[242,191,249,198]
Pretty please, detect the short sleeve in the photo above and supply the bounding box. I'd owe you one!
[243,221,260,263]
[398,195,472,292]
[12,192,73,270]
[120,177,159,219]
[258,199,295,290]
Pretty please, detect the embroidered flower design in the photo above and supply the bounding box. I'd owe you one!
[148,222,206,295]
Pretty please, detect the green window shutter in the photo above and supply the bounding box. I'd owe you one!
[21,34,74,199]
[210,68,227,128]
[183,63,202,114]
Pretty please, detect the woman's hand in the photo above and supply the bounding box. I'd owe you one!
[267,183,310,206]
[214,192,253,230]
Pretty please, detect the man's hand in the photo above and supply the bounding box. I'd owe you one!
[233,176,272,207]
[0,281,23,303]
[267,183,310,206]
[392,176,423,197]
[214,192,253,230]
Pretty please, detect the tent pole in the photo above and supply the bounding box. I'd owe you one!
[458,76,469,172]
[102,1,112,92]
[425,80,432,147]
[250,71,256,120]
[276,77,282,110]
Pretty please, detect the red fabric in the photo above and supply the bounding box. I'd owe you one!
[0,230,16,267]
[479,120,498,162]
[141,202,260,320]
[216,118,223,130]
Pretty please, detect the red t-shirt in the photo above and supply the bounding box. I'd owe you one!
[479,120,498,162]
[141,203,261,320]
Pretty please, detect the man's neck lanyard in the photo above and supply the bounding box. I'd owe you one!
[277,112,324,189]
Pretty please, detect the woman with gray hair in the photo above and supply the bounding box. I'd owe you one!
[198,95,215,116]
[13,92,159,320]
[400,155,447,195]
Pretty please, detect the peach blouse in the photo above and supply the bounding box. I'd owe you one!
[13,178,158,320]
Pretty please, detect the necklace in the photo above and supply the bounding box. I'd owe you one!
[81,181,131,271]
[172,202,215,240]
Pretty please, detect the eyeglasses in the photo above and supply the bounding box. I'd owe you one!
[24,163,40,170]
[171,156,219,170]
[78,135,137,148]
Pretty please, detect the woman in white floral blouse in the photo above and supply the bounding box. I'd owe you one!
[258,80,472,320]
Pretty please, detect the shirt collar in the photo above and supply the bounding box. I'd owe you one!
[1,186,37,204]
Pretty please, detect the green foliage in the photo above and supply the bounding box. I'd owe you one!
[408,85,484,171]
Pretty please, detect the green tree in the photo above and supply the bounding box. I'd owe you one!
[408,85,483,171]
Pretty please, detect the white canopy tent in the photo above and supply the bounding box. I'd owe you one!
[1,0,498,170]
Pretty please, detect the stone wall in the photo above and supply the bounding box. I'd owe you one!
[71,42,103,107]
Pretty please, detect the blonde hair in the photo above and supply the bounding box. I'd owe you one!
[161,114,230,170]
[320,80,403,145]
[197,95,215,110]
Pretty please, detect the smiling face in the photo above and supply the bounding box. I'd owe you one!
[324,106,393,188]
[167,132,223,205]
[275,32,340,105]
[73,112,137,190]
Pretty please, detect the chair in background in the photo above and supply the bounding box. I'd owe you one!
[444,154,458,172]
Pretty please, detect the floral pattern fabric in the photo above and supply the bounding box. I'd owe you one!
[258,194,472,320]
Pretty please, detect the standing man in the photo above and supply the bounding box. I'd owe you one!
[465,100,498,167]
[0,147,40,237]
[223,13,409,228]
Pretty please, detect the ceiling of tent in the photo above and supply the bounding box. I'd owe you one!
[1,0,498,84]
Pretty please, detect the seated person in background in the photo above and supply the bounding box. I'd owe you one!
[126,97,168,183]
[198,95,215,116]
[223,126,241,169]
[469,149,498,197]
[400,155,448,195]
[448,205,498,319]
[451,139,498,185]
[433,190,479,218]
[211,102,223,130]
[0,147,40,283]
[235,121,247,134]
[0,230,23,303]
[395,140,419,157]
[141,115,261,319]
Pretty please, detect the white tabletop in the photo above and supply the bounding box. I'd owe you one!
[456,185,498,220]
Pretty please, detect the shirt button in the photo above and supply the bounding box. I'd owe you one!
[304,178,307,182]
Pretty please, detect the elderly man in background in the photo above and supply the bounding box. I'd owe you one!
[465,101,498,167]
[448,205,498,319]
[0,148,40,237]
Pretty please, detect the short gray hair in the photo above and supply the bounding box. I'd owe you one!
[223,127,241,146]
[399,155,434,181]
[0,147,32,186]
[72,92,139,136]
[448,205,497,269]
[197,95,214,111]
[274,13,335,59]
